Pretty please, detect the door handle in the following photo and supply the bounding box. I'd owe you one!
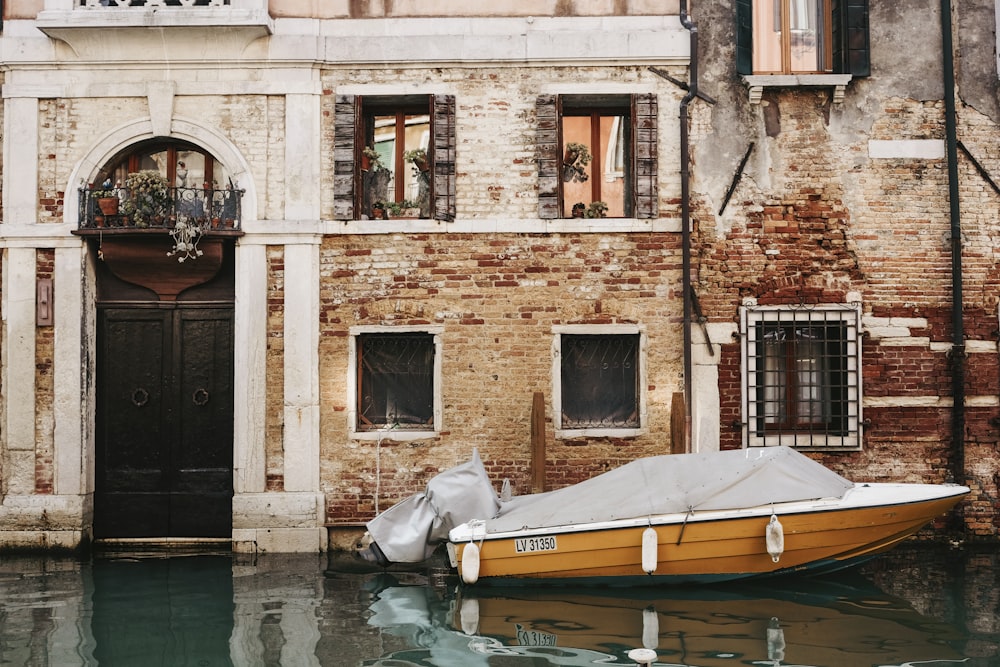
[192,388,210,406]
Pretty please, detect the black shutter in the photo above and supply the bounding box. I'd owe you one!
[735,0,753,75]
[333,94,357,220]
[841,0,870,77]
[632,93,658,219]
[536,94,560,219]
[432,94,457,222]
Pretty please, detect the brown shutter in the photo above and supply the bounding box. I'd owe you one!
[536,94,560,219]
[432,94,456,222]
[333,94,358,220]
[633,93,658,219]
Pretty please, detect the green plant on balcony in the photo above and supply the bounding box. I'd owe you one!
[92,179,121,216]
[121,170,170,227]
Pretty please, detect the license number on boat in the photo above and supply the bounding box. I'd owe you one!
[515,536,557,553]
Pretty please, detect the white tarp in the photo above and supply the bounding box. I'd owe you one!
[482,446,855,534]
[366,449,501,563]
[367,447,854,563]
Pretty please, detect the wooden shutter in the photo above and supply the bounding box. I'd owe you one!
[432,94,457,222]
[632,93,658,219]
[536,94,560,219]
[834,0,870,77]
[735,0,753,76]
[333,94,358,220]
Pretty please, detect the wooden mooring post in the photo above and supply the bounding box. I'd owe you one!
[531,391,546,492]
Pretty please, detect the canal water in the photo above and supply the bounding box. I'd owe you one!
[1,544,997,666]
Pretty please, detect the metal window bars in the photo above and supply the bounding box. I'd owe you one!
[742,304,862,449]
[79,1,230,7]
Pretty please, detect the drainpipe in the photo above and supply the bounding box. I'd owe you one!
[941,0,965,486]
[679,1,697,451]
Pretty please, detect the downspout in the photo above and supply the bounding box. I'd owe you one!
[679,0,697,451]
[941,0,966,485]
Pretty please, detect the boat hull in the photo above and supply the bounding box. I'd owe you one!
[449,484,967,585]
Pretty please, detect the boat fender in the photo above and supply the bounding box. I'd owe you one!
[641,527,658,574]
[459,598,480,635]
[766,514,784,563]
[461,541,481,584]
[642,606,659,649]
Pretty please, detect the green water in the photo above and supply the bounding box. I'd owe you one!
[0,545,996,666]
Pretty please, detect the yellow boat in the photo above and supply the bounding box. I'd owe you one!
[358,447,969,586]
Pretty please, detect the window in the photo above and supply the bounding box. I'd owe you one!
[555,329,643,432]
[736,0,870,76]
[353,331,440,433]
[334,95,456,222]
[536,94,657,220]
[742,305,861,449]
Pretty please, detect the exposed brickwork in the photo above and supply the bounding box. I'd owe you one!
[34,250,55,495]
[319,232,686,522]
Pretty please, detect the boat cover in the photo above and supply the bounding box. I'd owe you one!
[482,446,855,534]
[365,449,501,563]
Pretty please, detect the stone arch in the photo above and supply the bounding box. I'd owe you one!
[65,116,257,225]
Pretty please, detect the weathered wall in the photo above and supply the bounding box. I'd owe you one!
[693,1,1000,540]
[319,232,685,522]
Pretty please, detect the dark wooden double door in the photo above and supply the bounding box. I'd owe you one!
[95,306,234,538]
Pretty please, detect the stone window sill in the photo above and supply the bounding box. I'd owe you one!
[742,74,853,105]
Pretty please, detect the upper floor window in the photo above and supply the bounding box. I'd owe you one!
[554,326,645,435]
[334,95,456,222]
[741,304,862,450]
[536,94,657,220]
[351,329,442,435]
[736,0,870,77]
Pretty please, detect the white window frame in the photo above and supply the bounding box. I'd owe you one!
[348,325,444,441]
[741,302,863,450]
[552,324,647,439]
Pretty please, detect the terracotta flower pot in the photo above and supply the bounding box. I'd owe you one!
[97,197,119,216]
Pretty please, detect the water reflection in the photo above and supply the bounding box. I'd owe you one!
[0,546,995,666]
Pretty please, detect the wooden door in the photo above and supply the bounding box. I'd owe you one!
[95,306,233,538]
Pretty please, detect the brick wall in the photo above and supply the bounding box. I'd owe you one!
[318,232,685,522]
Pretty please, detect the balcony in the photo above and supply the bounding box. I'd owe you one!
[36,0,273,58]
[75,184,244,236]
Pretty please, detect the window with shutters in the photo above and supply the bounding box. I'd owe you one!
[737,0,869,75]
[334,94,456,222]
[536,94,657,220]
[741,304,862,450]
[553,326,646,435]
[735,0,869,103]
[351,329,442,434]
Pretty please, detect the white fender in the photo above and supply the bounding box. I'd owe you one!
[461,541,481,584]
[641,527,659,574]
[642,606,659,650]
[766,514,785,563]
[459,598,480,635]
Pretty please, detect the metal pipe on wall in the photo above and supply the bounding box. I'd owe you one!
[679,0,697,452]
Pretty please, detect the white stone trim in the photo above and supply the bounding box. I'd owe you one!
[2,250,38,502]
[52,246,85,496]
[3,98,40,225]
[868,139,946,160]
[551,324,648,439]
[283,243,321,493]
[347,325,445,440]
[234,243,268,494]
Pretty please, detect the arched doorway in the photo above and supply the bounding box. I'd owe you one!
[91,139,237,539]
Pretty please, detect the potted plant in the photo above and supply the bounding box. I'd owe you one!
[121,170,171,227]
[562,142,591,183]
[92,179,120,216]
[371,201,387,220]
[403,148,430,173]
[362,145,385,172]
[585,201,609,218]
[571,202,586,218]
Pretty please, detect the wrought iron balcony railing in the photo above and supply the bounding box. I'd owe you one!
[78,185,243,233]
[78,1,231,7]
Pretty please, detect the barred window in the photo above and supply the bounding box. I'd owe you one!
[357,332,436,431]
[557,332,641,431]
[742,305,861,449]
